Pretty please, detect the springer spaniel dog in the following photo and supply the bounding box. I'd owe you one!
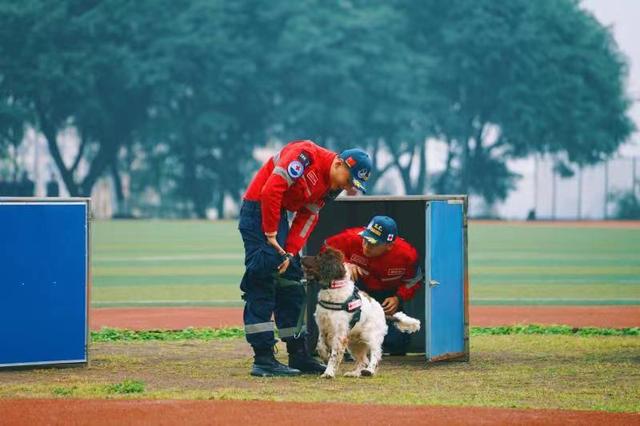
[302,247,420,378]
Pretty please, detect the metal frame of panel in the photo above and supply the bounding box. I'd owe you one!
[425,199,468,362]
[0,197,91,368]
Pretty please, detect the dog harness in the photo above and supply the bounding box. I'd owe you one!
[317,279,363,329]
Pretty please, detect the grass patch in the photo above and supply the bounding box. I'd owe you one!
[472,325,640,336]
[52,386,76,396]
[106,379,145,395]
[91,327,244,342]
[90,326,639,343]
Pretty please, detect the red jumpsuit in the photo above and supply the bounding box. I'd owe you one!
[244,140,337,255]
[322,227,423,301]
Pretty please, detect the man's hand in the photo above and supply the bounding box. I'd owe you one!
[265,232,291,274]
[265,233,285,255]
[346,263,368,281]
[381,296,400,315]
[277,255,291,275]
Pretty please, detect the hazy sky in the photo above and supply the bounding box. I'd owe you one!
[582,0,640,154]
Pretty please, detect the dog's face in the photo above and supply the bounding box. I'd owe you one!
[302,247,347,285]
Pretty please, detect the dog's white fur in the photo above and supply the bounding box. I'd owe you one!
[314,265,421,378]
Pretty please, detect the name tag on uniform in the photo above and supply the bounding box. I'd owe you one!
[350,254,368,265]
[388,268,406,276]
[306,170,318,186]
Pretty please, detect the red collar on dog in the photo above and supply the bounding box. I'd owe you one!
[330,279,351,289]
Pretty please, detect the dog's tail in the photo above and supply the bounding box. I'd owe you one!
[387,312,421,333]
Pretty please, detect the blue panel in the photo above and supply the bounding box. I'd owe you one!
[0,202,88,366]
[426,201,464,360]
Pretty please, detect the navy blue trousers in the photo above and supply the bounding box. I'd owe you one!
[238,201,306,350]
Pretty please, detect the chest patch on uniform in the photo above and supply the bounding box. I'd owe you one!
[387,268,406,276]
[306,170,319,186]
[350,254,368,265]
[287,160,304,178]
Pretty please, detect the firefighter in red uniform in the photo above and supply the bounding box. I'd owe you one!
[321,215,423,355]
[239,139,372,377]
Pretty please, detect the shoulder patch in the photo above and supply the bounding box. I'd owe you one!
[287,160,304,178]
[298,151,312,168]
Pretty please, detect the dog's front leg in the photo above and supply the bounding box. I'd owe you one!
[361,345,382,377]
[321,335,348,379]
[316,332,329,362]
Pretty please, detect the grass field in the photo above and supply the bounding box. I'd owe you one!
[91,220,640,307]
[1,333,638,412]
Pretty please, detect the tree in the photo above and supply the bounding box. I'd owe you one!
[269,0,439,194]
[0,1,173,198]
[411,0,634,202]
[135,0,273,218]
[0,98,28,180]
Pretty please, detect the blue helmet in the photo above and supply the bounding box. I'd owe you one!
[339,148,372,193]
[359,215,398,245]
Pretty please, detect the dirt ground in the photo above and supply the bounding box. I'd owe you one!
[91,306,640,330]
[1,335,638,409]
[1,334,638,424]
[1,399,639,426]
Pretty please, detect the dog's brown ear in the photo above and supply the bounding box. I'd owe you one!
[301,256,317,269]
[320,246,345,263]
[316,247,347,282]
[301,255,321,280]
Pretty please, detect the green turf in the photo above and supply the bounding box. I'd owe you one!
[91,220,640,307]
[1,334,638,412]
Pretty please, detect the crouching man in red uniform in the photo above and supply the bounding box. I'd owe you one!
[240,139,372,376]
[321,215,423,355]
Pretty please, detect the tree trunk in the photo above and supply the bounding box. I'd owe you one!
[416,140,427,194]
[38,111,80,196]
[364,139,396,192]
[435,139,454,194]
[394,147,417,194]
[111,161,124,217]
[216,190,225,220]
[79,137,119,197]
[461,136,471,195]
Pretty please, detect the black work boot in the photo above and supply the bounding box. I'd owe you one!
[287,339,326,374]
[251,346,301,377]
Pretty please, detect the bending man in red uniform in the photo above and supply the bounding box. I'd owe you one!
[321,215,423,355]
[239,139,372,377]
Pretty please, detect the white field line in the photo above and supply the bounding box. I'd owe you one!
[472,297,639,301]
[95,254,244,262]
[93,300,243,306]
[91,298,640,307]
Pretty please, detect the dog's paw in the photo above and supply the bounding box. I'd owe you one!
[360,369,374,377]
[320,372,335,379]
[343,370,361,378]
[392,312,421,333]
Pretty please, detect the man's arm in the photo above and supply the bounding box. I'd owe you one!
[396,249,424,301]
[319,229,352,255]
[284,202,322,255]
[260,146,309,251]
[396,266,424,301]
